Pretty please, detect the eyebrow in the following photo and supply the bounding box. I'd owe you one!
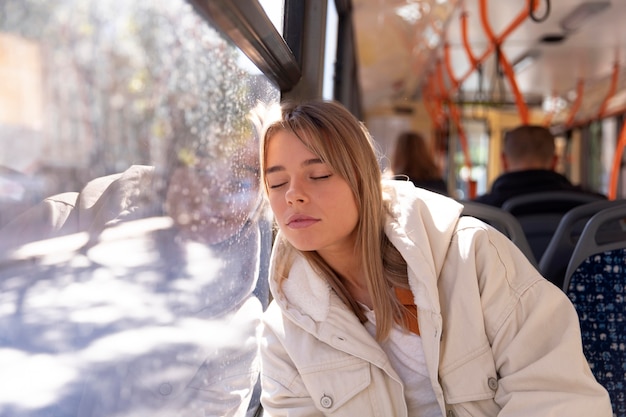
[265,158,324,174]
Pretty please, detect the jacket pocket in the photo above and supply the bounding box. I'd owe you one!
[299,358,371,413]
[439,343,498,404]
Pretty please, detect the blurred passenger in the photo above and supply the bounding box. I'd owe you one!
[0,110,269,417]
[390,131,448,195]
[473,125,605,207]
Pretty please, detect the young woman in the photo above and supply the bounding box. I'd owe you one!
[258,100,612,416]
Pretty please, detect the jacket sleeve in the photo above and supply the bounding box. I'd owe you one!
[260,302,325,417]
[470,224,613,416]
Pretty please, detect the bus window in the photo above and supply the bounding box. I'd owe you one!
[0,0,279,416]
[600,117,618,195]
[454,118,489,199]
[323,0,339,100]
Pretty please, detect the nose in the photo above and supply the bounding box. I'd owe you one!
[285,180,307,205]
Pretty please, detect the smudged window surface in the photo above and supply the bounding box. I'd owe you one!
[0,1,279,416]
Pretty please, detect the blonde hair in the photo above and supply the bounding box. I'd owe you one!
[260,100,409,341]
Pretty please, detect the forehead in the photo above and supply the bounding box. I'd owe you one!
[268,126,324,155]
[266,129,318,157]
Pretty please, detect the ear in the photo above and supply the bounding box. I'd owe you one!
[549,154,558,170]
[500,152,509,171]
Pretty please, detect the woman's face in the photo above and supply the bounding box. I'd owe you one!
[165,147,259,245]
[264,129,359,255]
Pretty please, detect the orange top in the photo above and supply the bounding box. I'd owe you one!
[394,287,419,335]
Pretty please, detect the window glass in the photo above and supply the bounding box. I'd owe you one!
[259,0,285,35]
[586,121,605,192]
[323,0,339,100]
[0,1,279,416]
[454,119,489,199]
[600,117,617,194]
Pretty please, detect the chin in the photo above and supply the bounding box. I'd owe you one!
[283,236,320,252]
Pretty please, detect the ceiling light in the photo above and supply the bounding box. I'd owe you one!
[423,26,440,49]
[512,49,541,73]
[560,1,611,32]
[542,95,568,113]
[395,2,429,24]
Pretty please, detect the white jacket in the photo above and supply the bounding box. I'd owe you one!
[260,180,612,417]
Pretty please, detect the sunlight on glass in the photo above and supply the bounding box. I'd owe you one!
[259,0,284,35]
[0,0,279,416]
[323,1,339,100]
[0,350,78,408]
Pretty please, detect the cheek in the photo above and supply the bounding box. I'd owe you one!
[337,199,359,229]
[267,192,285,214]
[328,187,359,228]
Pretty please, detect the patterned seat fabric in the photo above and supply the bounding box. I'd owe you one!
[566,248,626,417]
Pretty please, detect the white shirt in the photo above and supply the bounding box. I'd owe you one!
[363,308,442,417]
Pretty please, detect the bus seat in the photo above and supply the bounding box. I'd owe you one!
[501,191,605,262]
[562,204,626,416]
[461,200,537,267]
[539,199,626,289]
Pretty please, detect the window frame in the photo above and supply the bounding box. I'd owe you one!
[188,0,301,93]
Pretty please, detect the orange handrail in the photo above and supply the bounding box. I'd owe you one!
[435,60,476,197]
[608,119,626,200]
[444,42,460,91]
[422,89,440,130]
[597,61,620,118]
[478,0,529,123]
[435,62,472,170]
[498,47,529,122]
[498,0,538,42]
[460,12,478,69]
[453,0,536,90]
[566,79,584,127]
[425,75,446,127]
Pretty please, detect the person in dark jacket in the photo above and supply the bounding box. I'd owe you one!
[473,125,605,207]
[390,131,449,196]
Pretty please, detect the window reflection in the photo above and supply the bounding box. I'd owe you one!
[0,0,279,416]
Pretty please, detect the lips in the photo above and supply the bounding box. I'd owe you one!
[286,214,320,229]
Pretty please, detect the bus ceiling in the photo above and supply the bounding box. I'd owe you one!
[351,0,626,128]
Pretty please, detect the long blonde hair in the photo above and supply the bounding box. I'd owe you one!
[260,100,408,341]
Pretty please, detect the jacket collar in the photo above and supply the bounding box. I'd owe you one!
[382,180,463,314]
[270,180,463,323]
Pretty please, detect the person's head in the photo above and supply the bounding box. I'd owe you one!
[501,125,557,172]
[391,131,440,180]
[260,100,384,258]
[163,108,264,245]
[164,144,261,245]
[260,100,408,341]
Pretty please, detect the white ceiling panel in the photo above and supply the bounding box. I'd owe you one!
[352,0,626,123]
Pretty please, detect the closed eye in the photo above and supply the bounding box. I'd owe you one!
[268,182,287,189]
[311,174,332,180]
